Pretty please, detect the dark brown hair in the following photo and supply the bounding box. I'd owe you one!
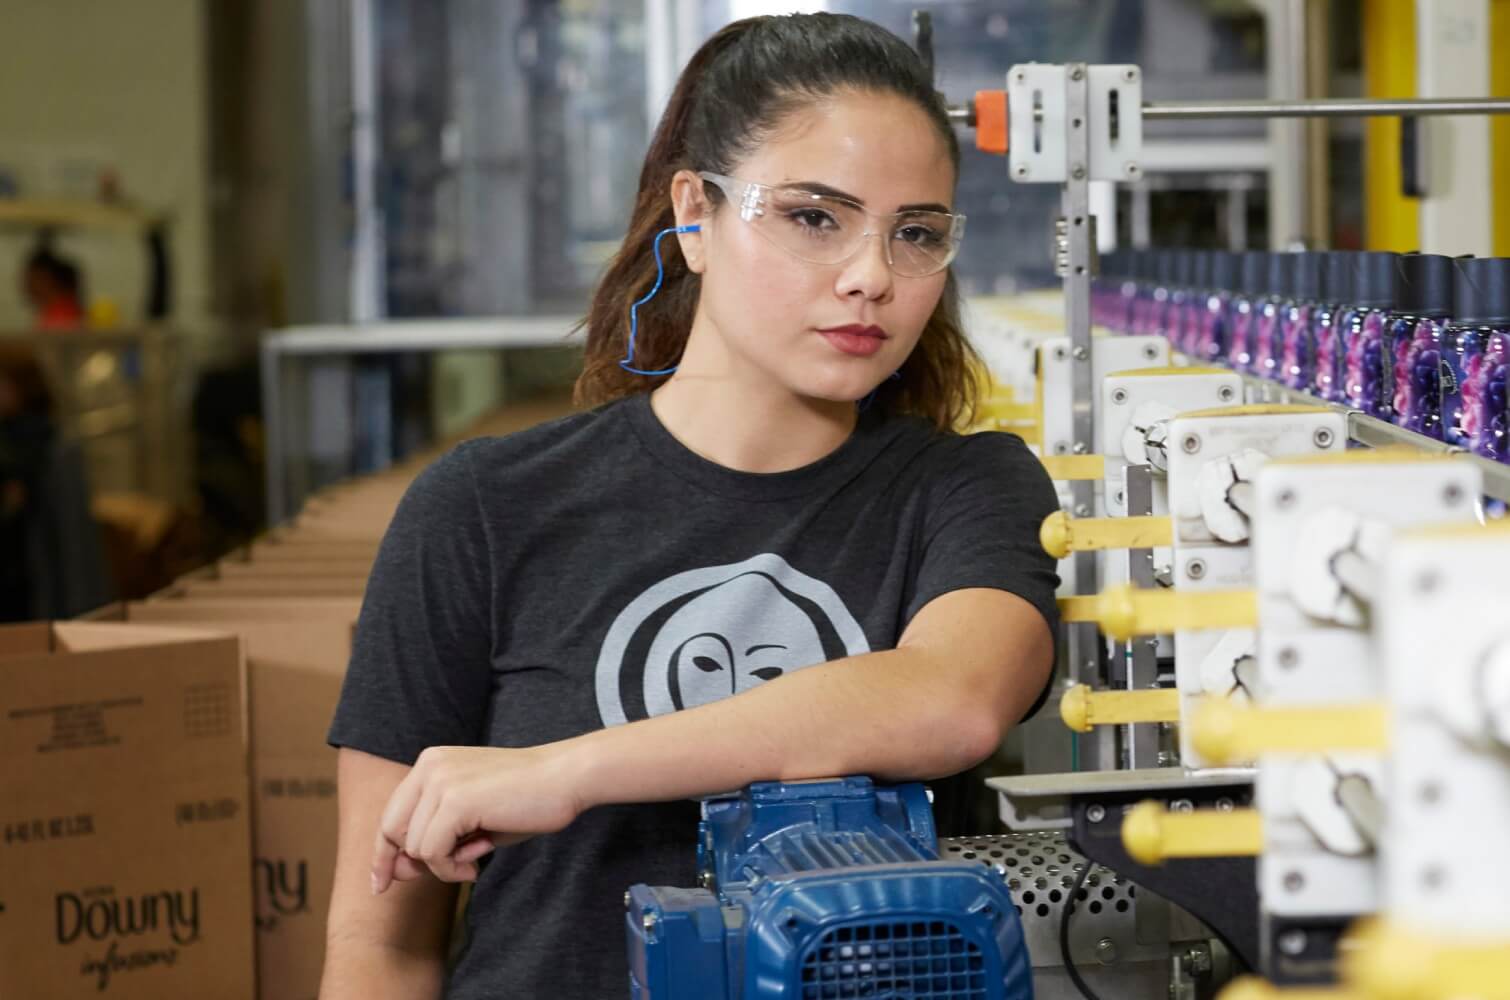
[573,13,981,431]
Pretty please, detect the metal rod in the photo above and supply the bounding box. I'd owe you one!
[1143,97,1510,120]
[1242,375,1510,503]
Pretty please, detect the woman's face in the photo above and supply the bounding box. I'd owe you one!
[683,90,956,404]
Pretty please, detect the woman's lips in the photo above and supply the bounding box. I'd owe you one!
[818,324,888,358]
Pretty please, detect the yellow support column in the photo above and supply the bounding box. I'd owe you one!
[1363,0,1419,252]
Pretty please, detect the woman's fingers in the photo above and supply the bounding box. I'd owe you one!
[372,766,427,893]
[392,852,428,882]
[452,832,497,865]
[403,785,444,863]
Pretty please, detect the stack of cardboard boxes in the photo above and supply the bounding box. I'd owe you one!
[1,394,576,998]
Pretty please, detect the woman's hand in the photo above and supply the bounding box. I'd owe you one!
[371,744,587,893]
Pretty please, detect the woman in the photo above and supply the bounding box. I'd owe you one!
[322,13,1059,999]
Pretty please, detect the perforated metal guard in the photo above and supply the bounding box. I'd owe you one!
[940,832,1167,970]
[800,919,987,1000]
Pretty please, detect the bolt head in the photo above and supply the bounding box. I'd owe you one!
[1275,488,1296,510]
[1072,442,1088,454]
[1282,870,1305,893]
[1087,804,1107,823]
[1278,647,1299,669]
[1313,427,1335,449]
[1278,929,1308,956]
[1125,162,1140,177]
[1112,388,1129,405]
[1186,560,1206,581]
[1218,385,1237,402]
[642,912,659,934]
[1142,346,1160,361]
[1073,346,1090,361]
[1053,347,1069,362]
[1181,433,1201,454]
[1443,482,1464,506]
[1096,938,1118,965]
[1072,165,1087,180]
[1071,67,1085,81]
[1123,68,1139,82]
[1014,164,1030,178]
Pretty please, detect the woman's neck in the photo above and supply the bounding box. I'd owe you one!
[648,373,859,475]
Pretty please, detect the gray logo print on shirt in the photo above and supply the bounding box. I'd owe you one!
[595,553,870,726]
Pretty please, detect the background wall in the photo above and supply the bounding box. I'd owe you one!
[0,0,212,335]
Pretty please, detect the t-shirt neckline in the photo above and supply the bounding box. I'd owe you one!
[622,392,893,501]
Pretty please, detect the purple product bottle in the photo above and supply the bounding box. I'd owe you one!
[1341,252,1401,418]
[1141,251,1173,338]
[1226,251,1269,373]
[1168,250,1195,353]
[1310,251,1356,400]
[1092,248,1129,331]
[1254,252,1296,381]
[1181,253,1214,357]
[1195,252,1240,364]
[1115,249,1144,334]
[1275,252,1322,387]
[1387,253,1454,439]
[1442,257,1510,459]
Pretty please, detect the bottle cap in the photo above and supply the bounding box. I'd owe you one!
[1210,252,1240,292]
[1454,257,1510,326]
[1396,253,1454,318]
[1352,251,1400,309]
[1289,252,1324,300]
[1322,251,1356,304]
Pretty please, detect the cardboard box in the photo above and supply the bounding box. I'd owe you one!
[0,623,255,999]
[213,559,374,581]
[99,601,359,1000]
[243,539,379,564]
[156,577,369,600]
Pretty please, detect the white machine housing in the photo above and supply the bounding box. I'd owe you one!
[1250,453,1481,920]
[1379,522,1510,938]
[1164,406,1347,768]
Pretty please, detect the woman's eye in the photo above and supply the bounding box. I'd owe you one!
[788,208,838,231]
[896,223,944,247]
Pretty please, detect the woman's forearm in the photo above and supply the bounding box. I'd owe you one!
[565,644,1009,811]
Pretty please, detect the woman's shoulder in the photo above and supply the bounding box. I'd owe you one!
[456,398,627,463]
[404,399,633,502]
[881,413,1042,477]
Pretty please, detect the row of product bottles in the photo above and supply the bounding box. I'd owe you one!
[1090,249,1510,461]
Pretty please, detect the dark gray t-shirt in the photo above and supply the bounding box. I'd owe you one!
[328,393,1059,999]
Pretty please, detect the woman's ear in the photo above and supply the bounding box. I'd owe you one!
[669,169,710,274]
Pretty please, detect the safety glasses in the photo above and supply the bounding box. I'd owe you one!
[697,171,964,278]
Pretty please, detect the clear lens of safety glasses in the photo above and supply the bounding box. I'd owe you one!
[698,172,964,278]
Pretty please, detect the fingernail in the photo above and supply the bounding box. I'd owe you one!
[371,873,382,895]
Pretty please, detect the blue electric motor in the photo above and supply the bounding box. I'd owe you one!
[625,777,1032,1000]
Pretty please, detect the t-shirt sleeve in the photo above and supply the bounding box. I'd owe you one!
[327,441,495,765]
[905,431,1062,715]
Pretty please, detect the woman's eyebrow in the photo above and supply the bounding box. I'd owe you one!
[786,180,950,215]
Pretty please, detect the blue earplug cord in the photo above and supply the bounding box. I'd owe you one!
[620,224,699,376]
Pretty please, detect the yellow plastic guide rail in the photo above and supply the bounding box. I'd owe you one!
[1191,699,1390,764]
[1216,921,1510,1000]
[1059,684,1180,732]
[1037,454,1106,482]
[1058,583,1258,641]
[1040,511,1171,557]
[1121,801,1263,865]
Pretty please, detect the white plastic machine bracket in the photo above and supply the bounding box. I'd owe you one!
[1007,64,1143,183]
